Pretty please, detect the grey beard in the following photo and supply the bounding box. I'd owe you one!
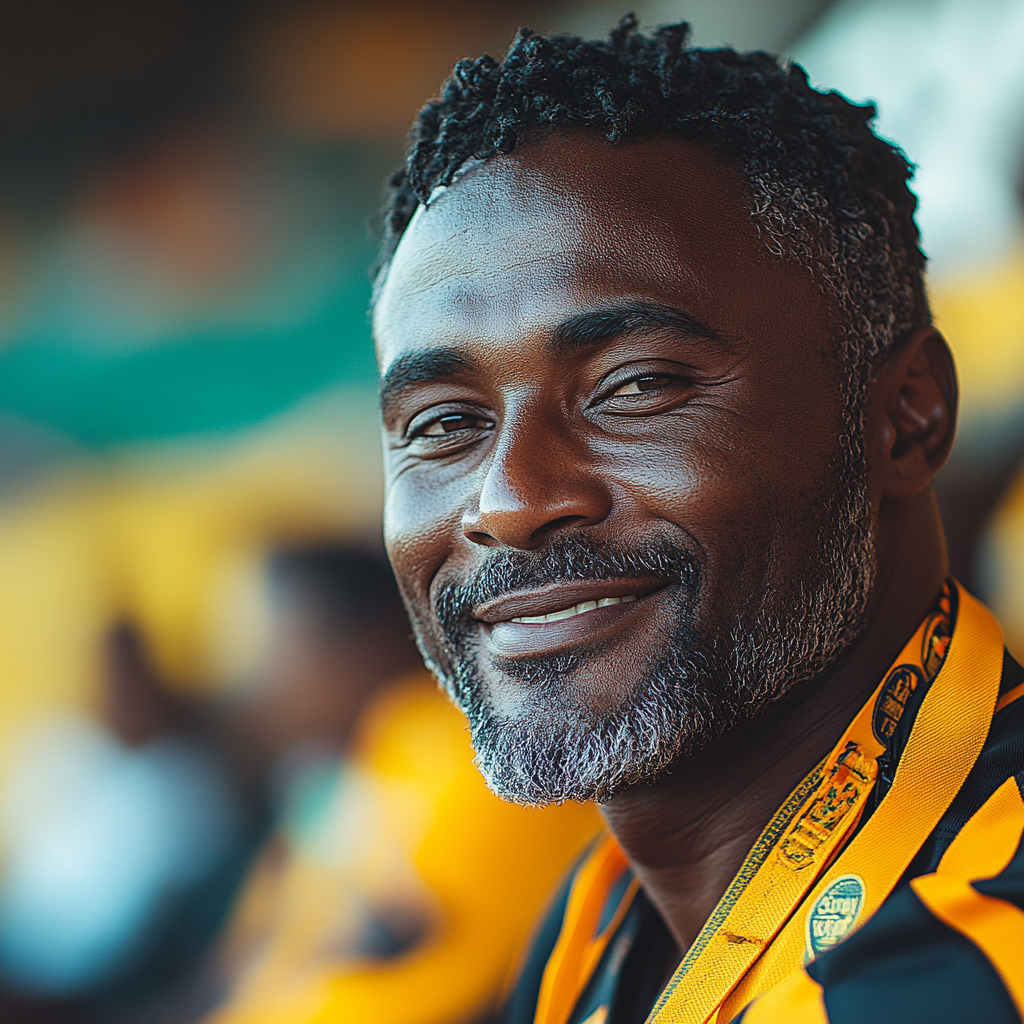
[424,440,876,806]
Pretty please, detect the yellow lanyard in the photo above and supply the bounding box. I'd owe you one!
[532,583,1005,1024]
[650,582,1003,1024]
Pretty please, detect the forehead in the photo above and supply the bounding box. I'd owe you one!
[374,134,829,368]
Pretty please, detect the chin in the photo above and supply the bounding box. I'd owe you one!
[447,646,729,805]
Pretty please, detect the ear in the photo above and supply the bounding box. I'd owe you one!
[867,326,958,500]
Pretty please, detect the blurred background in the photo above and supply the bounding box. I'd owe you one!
[0,0,1022,1021]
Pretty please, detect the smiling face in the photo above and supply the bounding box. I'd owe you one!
[374,134,876,804]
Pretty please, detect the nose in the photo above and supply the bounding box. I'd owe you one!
[462,409,612,550]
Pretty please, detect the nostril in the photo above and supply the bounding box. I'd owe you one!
[537,514,595,538]
[464,529,503,547]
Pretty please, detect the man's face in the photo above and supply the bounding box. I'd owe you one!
[374,135,875,804]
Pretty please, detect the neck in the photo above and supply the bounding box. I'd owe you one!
[599,489,948,952]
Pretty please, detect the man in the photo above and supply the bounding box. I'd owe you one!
[372,18,1024,1024]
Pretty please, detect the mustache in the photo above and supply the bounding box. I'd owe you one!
[434,534,700,638]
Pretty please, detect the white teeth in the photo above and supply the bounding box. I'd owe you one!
[510,594,637,624]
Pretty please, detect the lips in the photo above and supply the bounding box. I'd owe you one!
[473,579,663,625]
[471,578,672,661]
[510,594,637,623]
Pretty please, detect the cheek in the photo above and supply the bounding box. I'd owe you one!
[614,450,774,573]
[595,408,775,529]
[383,470,466,603]
[595,410,832,598]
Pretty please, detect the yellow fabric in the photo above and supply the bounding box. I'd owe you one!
[531,583,1006,1024]
[737,970,828,1024]
[210,671,602,1024]
[911,777,1024,1018]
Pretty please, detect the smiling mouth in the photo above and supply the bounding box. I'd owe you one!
[473,580,669,662]
[509,594,638,624]
[473,578,662,624]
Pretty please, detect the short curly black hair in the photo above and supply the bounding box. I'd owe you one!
[377,16,929,406]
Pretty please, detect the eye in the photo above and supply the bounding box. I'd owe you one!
[413,412,493,438]
[611,374,676,396]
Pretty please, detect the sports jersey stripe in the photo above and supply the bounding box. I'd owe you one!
[506,867,577,1024]
[915,673,1024,875]
[997,681,1024,713]
[974,779,1024,915]
[805,883,1021,1024]
[911,777,1024,1017]
[535,836,632,1024]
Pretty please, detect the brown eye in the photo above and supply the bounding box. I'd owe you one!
[418,413,491,437]
[612,374,674,396]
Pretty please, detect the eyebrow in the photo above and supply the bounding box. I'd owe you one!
[550,301,727,353]
[379,348,476,413]
[378,301,726,413]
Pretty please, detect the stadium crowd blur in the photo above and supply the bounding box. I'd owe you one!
[0,0,1022,1021]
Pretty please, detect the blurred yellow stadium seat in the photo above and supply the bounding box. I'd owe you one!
[208,671,603,1024]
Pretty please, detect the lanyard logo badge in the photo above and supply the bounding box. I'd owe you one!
[872,664,925,744]
[921,606,953,679]
[778,744,874,869]
[806,874,865,959]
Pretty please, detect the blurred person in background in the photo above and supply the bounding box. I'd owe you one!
[0,621,253,1024]
[227,546,425,775]
[0,540,602,1024]
[208,544,601,1024]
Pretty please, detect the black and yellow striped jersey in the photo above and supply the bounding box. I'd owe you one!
[504,581,1024,1024]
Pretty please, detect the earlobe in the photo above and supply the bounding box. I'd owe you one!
[871,327,958,500]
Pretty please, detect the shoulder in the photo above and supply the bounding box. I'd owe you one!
[734,753,1024,1024]
[732,651,1024,1024]
[912,649,1024,875]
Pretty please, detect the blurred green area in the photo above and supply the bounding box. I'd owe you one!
[0,0,390,449]
[0,0,836,454]
[0,141,383,447]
